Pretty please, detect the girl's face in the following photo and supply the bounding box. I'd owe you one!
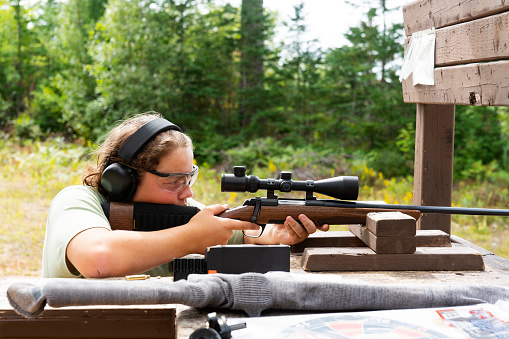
[132,146,195,206]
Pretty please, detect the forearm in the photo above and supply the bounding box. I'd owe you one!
[67,227,201,278]
[66,205,261,278]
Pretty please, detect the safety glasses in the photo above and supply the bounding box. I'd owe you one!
[147,165,199,193]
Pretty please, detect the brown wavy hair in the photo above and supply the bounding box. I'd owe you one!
[83,112,193,196]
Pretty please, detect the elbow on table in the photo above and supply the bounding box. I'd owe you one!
[72,244,119,279]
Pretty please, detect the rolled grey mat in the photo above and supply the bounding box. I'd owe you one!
[7,272,509,318]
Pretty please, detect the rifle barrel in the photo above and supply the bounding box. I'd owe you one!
[323,200,509,217]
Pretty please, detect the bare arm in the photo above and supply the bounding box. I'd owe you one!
[67,204,260,278]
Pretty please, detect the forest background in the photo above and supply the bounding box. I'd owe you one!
[1,0,509,276]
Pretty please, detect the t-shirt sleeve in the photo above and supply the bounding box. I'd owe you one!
[41,186,110,278]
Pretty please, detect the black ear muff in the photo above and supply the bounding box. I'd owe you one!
[101,163,138,202]
[100,118,182,202]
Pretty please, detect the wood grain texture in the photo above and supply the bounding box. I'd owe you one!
[417,230,452,247]
[366,212,416,236]
[437,11,509,66]
[218,205,421,226]
[403,0,509,36]
[0,308,176,339]
[292,230,452,253]
[349,224,416,254]
[403,11,509,67]
[108,202,134,231]
[301,245,484,271]
[402,61,509,106]
[291,231,366,252]
[413,104,455,233]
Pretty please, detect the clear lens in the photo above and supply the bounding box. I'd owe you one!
[150,165,199,193]
[157,174,190,192]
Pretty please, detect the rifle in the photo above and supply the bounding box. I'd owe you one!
[217,166,509,237]
[103,166,509,237]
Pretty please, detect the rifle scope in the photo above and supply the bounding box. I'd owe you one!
[221,166,359,200]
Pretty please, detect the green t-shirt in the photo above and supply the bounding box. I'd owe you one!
[41,185,244,278]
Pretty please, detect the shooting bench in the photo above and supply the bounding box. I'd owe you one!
[299,0,509,271]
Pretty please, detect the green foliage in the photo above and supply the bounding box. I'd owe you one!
[220,136,351,180]
[0,137,87,193]
[0,0,507,184]
[454,106,509,179]
[12,113,42,139]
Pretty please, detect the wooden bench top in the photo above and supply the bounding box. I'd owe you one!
[1,236,508,338]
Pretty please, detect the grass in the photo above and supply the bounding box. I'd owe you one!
[0,137,84,277]
[1,137,508,277]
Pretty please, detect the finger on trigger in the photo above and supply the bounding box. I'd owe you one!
[237,221,260,231]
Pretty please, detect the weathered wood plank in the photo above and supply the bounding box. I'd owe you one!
[404,11,509,67]
[0,308,176,339]
[413,104,454,234]
[291,231,365,252]
[301,246,484,271]
[349,224,416,254]
[366,212,416,236]
[403,0,509,36]
[292,230,452,252]
[437,11,509,66]
[418,230,451,247]
[402,61,509,106]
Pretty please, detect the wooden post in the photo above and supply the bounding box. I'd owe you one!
[413,103,455,234]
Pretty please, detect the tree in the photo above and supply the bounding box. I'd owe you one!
[238,0,265,134]
[0,0,38,125]
[276,2,324,145]
[86,0,243,147]
[318,2,413,176]
[28,0,107,137]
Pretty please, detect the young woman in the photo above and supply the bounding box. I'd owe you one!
[41,112,329,278]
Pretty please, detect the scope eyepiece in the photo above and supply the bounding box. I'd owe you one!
[221,166,359,200]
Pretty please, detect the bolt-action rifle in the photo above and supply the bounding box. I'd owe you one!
[102,166,509,237]
[217,166,509,237]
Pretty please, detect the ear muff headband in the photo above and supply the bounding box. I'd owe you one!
[101,118,182,202]
[118,118,182,162]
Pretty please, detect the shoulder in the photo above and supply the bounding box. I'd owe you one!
[48,185,108,223]
[43,186,110,278]
[53,185,106,201]
[50,185,107,209]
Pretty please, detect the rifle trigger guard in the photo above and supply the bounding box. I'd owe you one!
[250,197,262,223]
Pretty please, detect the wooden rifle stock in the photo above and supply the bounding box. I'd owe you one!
[104,201,422,231]
[105,202,135,231]
[217,204,422,225]
[104,199,509,232]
